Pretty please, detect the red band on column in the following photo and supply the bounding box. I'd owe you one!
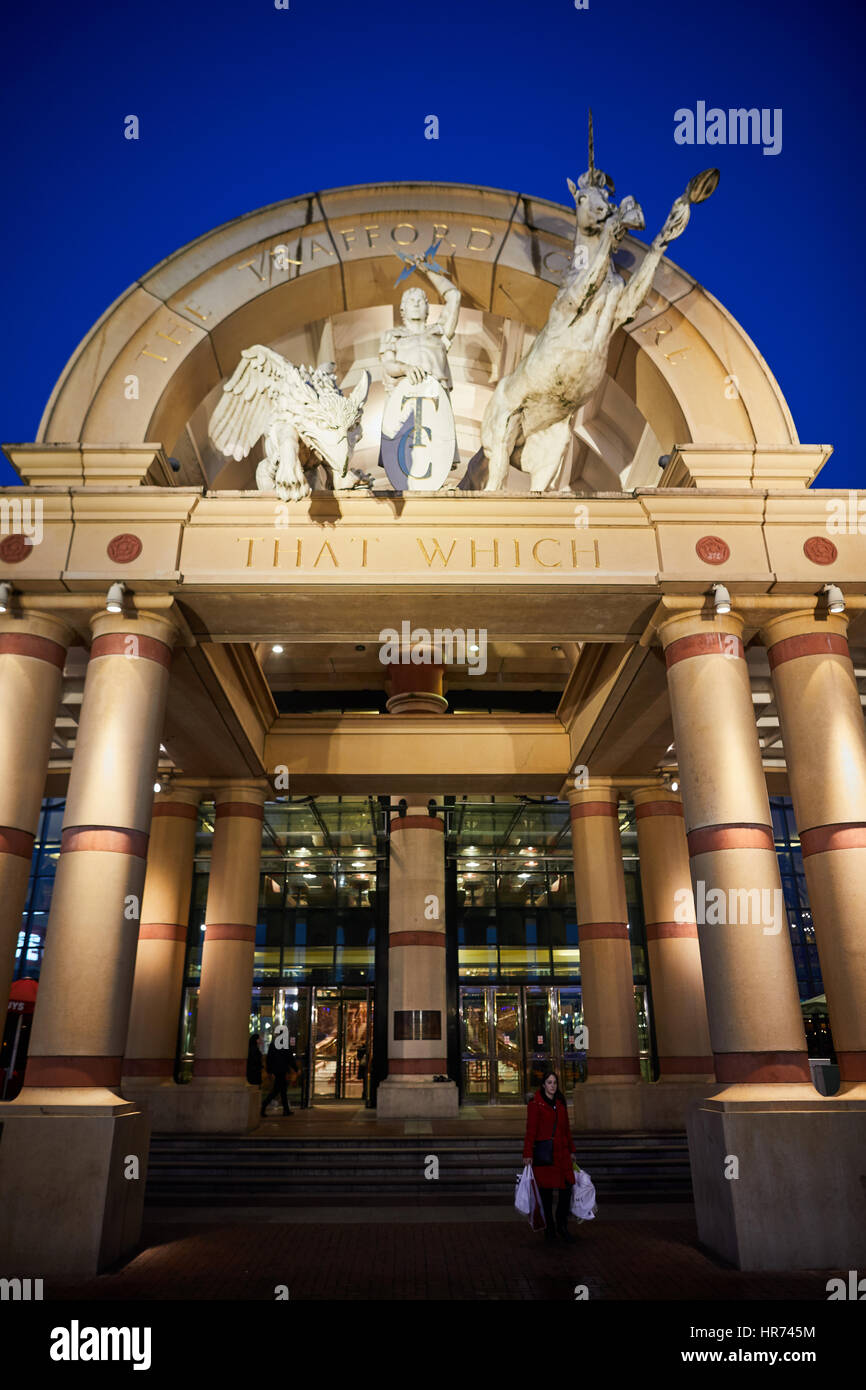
[203,923,256,942]
[388,1057,448,1074]
[578,922,630,941]
[569,801,618,821]
[634,801,684,820]
[90,633,172,668]
[0,633,66,668]
[800,823,866,856]
[714,1051,811,1083]
[390,816,444,832]
[389,931,446,948]
[687,823,775,856]
[139,922,188,941]
[837,1052,866,1081]
[122,1059,174,1076]
[26,1056,122,1087]
[0,825,35,859]
[767,632,850,669]
[151,801,199,820]
[61,825,149,857]
[193,1059,247,1078]
[646,921,699,940]
[665,632,744,667]
[659,1056,715,1075]
[214,802,264,822]
[587,1057,642,1076]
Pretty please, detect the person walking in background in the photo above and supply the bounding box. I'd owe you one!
[523,1068,577,1242]
[247,1032,263,1088]
[262,1033,297,1117]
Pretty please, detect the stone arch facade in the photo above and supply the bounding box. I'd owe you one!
[36,182,799,493]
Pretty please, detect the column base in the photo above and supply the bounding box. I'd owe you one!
[571,1078,643,1131]
[0,1089,149,1277]
[121,1075,188,1132]
[687,1083,866,1269]
[376,1077,459,1118]
[133,1078,260,1133]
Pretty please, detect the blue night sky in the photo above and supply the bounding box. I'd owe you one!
[0,0,862,488]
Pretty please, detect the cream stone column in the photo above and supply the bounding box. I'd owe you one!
[175,783,266,1133]
[657,608,866,1274]
[568,783,642,1130]
[0,608,178,1276]
[0,611,74,1014]
[377,801,457,1117]
[659,610,809,1085]
[122,785,201,1120]
[632,785,715,1103]
[761,610,866,1092]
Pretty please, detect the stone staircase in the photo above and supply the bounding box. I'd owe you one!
[145,1131,692,1207]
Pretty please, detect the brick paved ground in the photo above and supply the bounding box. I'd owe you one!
[49,1213,840,1302]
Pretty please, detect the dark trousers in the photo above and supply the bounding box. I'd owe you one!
[540,1185,571,1232]
[262,1075,291,1114]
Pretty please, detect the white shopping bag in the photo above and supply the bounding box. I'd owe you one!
[515,1167,546,1231]
[570,1165,598,1222]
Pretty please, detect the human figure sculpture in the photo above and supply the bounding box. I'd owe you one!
[379,251,461,397]
[479,116,719,492]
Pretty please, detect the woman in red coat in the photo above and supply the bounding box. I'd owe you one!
[523,1069,576,1241]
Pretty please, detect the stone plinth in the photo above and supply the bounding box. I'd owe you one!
[687,1084,866,1270]
[0,1090,149,1277]
[147,1078,260,1134]
[376,1078,458,1118]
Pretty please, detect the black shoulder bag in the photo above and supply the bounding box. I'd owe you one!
[532,1099,557,1166]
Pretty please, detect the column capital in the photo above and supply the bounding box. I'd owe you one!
[631,785,684,816]
[212,782,268,811]
[658,609,744,651]
[567,781,620,812]
[760,608,849,651]
[89,608,181,649]
[0,608,76,651]
[152,785,202,815]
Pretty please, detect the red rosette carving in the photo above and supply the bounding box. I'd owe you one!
[803,536,837,566]
[0,534,33,564]
[695,535,730,565]
[106,533,143,564]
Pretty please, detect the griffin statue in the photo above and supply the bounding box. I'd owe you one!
[208,348,371,501]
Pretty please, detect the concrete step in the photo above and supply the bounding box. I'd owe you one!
[145,1131,693,1207]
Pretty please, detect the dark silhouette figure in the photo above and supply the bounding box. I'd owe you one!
[247,1033,263,1087]
[262,1035,297,1117]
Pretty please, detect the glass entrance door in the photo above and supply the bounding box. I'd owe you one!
[492,989,522,1099]
[311,987,372,1101]
[459,985,585,1103]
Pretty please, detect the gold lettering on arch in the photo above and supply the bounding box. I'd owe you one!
[391,224,419,246]
[531,538,561,568]
[313,542,339,568]
[466,227,494,252]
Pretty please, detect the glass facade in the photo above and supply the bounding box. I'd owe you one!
[184,797,383,988]
[11,793,834,1088]
[13,799,64,980]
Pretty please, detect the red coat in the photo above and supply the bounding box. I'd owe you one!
[523,1090,576,1188]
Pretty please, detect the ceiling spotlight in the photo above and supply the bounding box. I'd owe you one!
[272,644,284,654]
[106,581,126,614]
[823,583,845,615]
[712,583,731,616]
[0,582,11,613]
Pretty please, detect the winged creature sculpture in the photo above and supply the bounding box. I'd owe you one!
[209,347,371,501]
